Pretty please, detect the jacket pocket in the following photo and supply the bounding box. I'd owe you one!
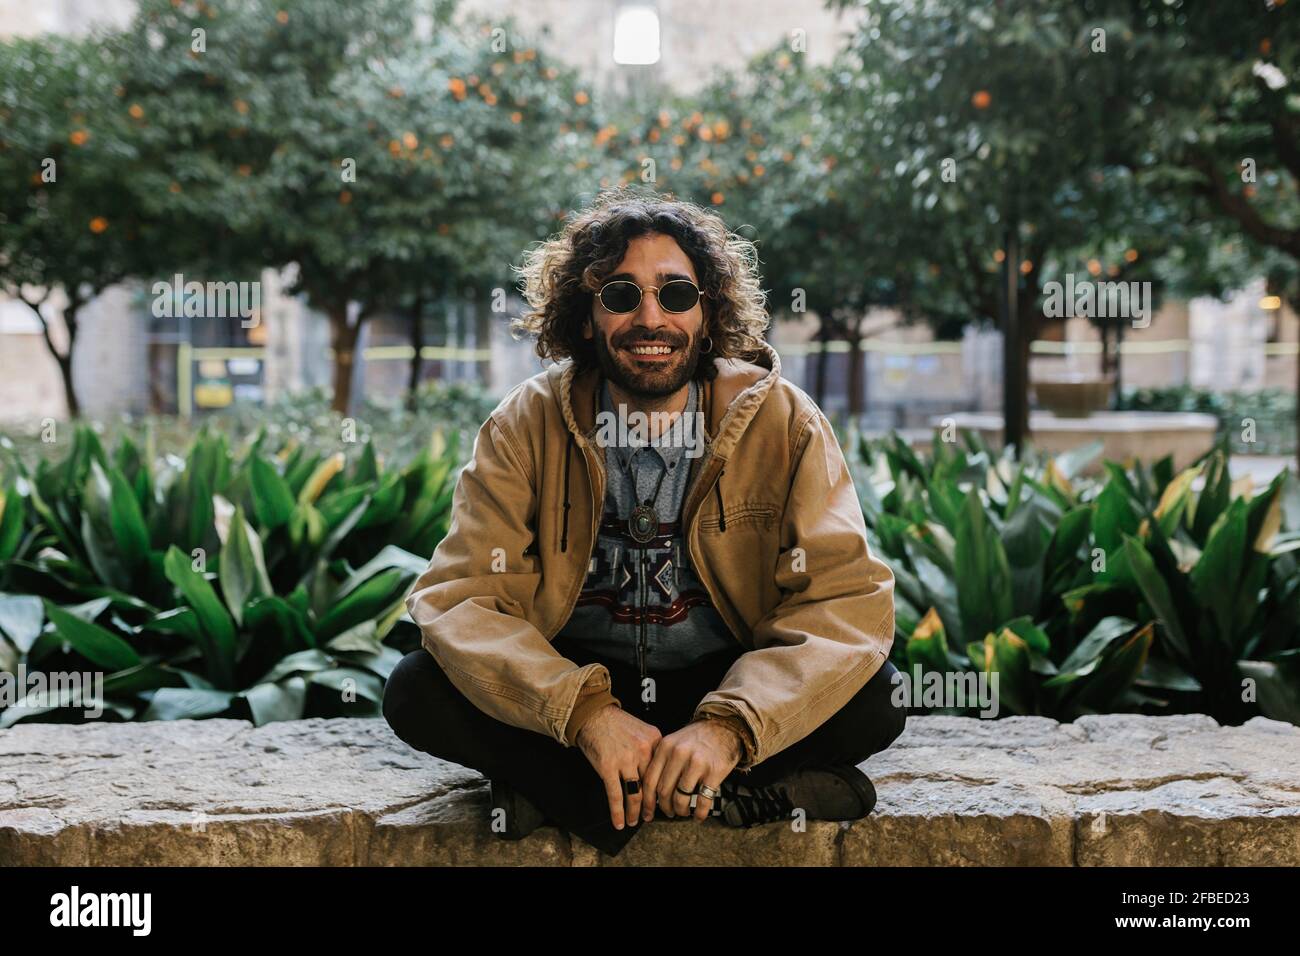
[698,502,779,533]
[518,537,542,574]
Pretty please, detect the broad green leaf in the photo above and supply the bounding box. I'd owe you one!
[342,645,404,680]
[984,628,1033,716]
[142,607,203,642]
[80,510,129,593]
[255,649,334,684]
[307,667,384,703]
[0,483,26,561]
[1190,498,1247,645]
[244,595,315,649]
[288,502,325,550]
[238,677,308,726]
[1148,464,1200,540]
[1000,616,1052,656]
[1054,616,1138,676]
[335,545,428,601]
[218,505,272,626]
[315,567,406,640]
[140,688,235,721]
[1237,653,1300,724]
[1136,657,1202,693]
[0,593,44,653]
[298,452,345,505]
[906,608,951,674]
[1190,450,1231,543]
[163,546,237,687]
[108,468,151,568]
[101,662,187,695]
[43,600,141,671]
[1123,536,1190,664]
[249,455,295,530]
[955,491,1013,641]
[1077,624,1154,709]
[1093,480,1139,560]
[0,691,134,728]
[1054,440,1103,480]
[1002,504,1048,618]
[326,620,382,654]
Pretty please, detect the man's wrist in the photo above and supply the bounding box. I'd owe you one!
[567,692,620,747]
[697,713,748,764]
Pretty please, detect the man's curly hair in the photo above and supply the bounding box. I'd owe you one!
[511,186,770,381]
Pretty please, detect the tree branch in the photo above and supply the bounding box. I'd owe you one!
[1188,152,1300,257]
[17,294,68,363]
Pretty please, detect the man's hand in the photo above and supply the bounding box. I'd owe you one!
[575,704,662,831]
[641,719,742,823]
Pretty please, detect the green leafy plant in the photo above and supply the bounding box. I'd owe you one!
[0,423,460,726]
[854,427,1300,725]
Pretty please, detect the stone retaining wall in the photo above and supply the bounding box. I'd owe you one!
[2,714,1296,866]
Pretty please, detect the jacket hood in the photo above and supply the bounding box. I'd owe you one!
[546,340,782,552]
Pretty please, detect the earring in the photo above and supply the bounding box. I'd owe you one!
[701,335,713,354]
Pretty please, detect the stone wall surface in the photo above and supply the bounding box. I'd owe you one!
[1,714,1297,866]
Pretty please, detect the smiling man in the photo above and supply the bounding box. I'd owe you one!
[382,187,904,858]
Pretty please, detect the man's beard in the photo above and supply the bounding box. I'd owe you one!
[590,322,705,399]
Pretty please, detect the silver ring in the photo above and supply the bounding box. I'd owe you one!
[697,784,719,801]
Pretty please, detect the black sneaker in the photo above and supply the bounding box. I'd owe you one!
[720,764,877,829]
[488,778,549,840]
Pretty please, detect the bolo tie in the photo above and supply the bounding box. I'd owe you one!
[618,446,672,712]
[602,376,688,710]
[615,444,672,544]
[598,373,685,543]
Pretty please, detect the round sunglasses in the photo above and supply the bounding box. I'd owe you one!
[597,279,703,315]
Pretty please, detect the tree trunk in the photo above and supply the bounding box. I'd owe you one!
[1290,296,1300,475]
[813,321,830,407]
[474,294,491,387]
[1114,319,1125,405]
[57,352,78,418]
[847,316,865,417]
[407,292,425,412]
[329,303,363,415]
[1001,225,1029,455]
[1100,319,1112,379]
[21,297,80,417]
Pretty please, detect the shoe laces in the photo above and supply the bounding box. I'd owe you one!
[728,781,796,827]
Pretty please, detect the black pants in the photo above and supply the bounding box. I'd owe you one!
[382,634,906,857]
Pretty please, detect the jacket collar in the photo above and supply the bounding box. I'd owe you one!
[549,340,782,462]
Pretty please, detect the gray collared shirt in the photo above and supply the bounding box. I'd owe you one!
[557,377,737,673]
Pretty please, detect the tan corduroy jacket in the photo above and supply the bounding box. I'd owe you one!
[405,341,895,772]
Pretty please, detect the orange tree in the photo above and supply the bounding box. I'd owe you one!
[822,0,1254,446]
[114,0,591,413]
[0,34,160,417]
[1098,0,1300,465]
[580,45,925,414]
